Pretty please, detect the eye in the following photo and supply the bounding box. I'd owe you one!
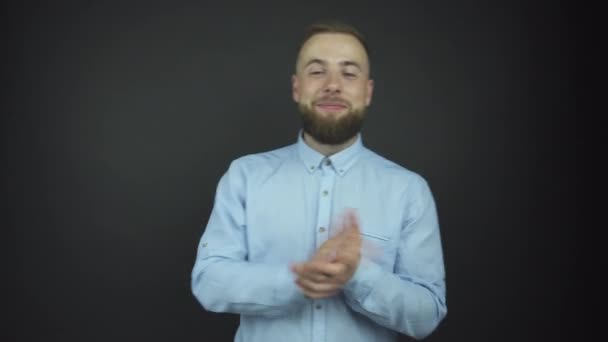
[309,70,325,76]
[343,72,357,79]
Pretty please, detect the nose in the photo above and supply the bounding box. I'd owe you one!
[323,72,342,94]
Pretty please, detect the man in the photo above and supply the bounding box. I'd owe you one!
[191,21,447,341]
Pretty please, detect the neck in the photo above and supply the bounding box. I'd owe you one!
[302,132,358,156]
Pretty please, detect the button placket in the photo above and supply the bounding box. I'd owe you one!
[315,163,334,250]
[311,158,335,342]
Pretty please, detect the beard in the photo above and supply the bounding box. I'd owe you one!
[299,102,366,145]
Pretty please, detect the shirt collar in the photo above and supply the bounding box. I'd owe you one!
[296,130,364,176]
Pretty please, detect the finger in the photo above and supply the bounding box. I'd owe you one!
[337,231,361,257]
[306,261,346,278]
[292,261,346,279]
[298,269,331,283]
[330,208,359,240]
[312,247,338,263]
[343,229,361,244]
[295,279,334,299]
[291,262,327,281]
[344,211,360,234]
[339,248,360,263]
[295,277,341,294]
[325,249,338,262]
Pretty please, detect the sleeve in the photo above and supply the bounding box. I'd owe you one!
[190,159,307,317]
[342,175,447,340]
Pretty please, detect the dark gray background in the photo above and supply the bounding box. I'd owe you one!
[3,1,582,341]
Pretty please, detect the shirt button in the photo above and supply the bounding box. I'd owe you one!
[202,242,208,248]
[324,159,331,166]
[315,304,322,310]
[310,165,315,170]
[322,190,329,196]
[319,227,325,233]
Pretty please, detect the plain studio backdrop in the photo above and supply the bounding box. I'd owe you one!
[3,1,582,341]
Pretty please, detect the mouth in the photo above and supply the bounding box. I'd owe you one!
[314,100,349,113]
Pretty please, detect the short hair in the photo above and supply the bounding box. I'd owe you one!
[298,20,370,58]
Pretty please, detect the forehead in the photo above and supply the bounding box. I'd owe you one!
[297,33,369,70]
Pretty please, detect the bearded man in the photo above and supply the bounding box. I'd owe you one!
[191,20,447,342]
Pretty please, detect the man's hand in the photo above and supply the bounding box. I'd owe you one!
[291,209,362,299]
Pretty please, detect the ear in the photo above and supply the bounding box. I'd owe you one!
[292,75,300,102]
[365,79,374,106]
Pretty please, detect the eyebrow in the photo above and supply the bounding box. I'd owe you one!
[341,61,362,71]
[304,58,363,71]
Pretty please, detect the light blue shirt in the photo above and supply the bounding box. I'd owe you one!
[191,132,447,341]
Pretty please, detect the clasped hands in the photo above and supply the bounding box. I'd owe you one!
[290,209,362,299]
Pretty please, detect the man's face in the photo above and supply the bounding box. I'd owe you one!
[292,33,374,145]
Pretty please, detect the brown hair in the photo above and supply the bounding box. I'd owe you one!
[299,20,370,57]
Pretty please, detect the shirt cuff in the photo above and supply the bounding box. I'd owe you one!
[273,265,308,305]
[343,258,383,302]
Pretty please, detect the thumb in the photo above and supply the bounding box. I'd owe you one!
[343,208,360,234]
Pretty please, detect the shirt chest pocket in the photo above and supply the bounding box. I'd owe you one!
[359,230,396,270]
